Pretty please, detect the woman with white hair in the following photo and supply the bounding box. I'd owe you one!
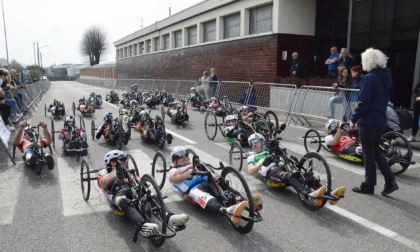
[349,48,398,196]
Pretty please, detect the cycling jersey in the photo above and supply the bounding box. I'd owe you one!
[325,135,356,154]
[16,138,49,153]
[246,149,271,176]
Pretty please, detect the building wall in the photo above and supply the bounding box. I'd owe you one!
[80,68,116,79]
[116,33,314,82]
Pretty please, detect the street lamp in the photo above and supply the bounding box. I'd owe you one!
[40,52,49,77]
[37,44,49,79]
[1,0,9,67]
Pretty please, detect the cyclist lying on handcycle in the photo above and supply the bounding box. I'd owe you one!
[246,133,346,206]
[325,119,363,161]
[105,90,119,104]
[168,146,262,225]
[96,113,129,145]
[58,116,88,157]
[15,120,54,170]
[98,150,189,238]
[48,99,65,117]
[239,106,255,122]
[165,99,189,124]
[77,97,95,114]
[223,114,249,144]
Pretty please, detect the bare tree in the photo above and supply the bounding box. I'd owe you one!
[80,26,108,66]
[9,59,24,73]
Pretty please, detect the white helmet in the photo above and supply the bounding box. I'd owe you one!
[225,114,238,123]
[171,146,189,162]
[65,116,74,123]
[104,150,125,166]
[240,106,250,112]
[190,87,196,91]
[130,100,138,107]
[325,119,339,132]
[139,110,149,118]
[248,133,264,147]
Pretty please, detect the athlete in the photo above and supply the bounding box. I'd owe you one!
[222,114,249,144]
[325,119,363,157]
[58,116,88,157]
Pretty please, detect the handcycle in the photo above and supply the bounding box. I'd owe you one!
[160,96,189,127]
[187,92,207,112]
[143,91,160,109]
[243,108,280,137]
[303,127,414,175]
[79,155,179,247]
[160,91,174,107]
[13,124,54,175]
[202,96,237,117]
[50,116,88,161]
[91,114,131,150]
[87,93,103,108]
[44,101,66,119]
[72,100,95,117]
[150,149,262,234]
[105,91,120,104]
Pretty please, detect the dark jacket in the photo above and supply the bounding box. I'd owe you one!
[351,68,393,125]
[289,59,304,78]
[338,57,354,72]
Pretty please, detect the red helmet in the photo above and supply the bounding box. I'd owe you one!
[131,84,138,89]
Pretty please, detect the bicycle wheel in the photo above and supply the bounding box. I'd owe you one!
[72,102,76,116]
[80,160,91,201]
[44,103,47,117]
[151,151,167,190]
[303,129,322,153]
[160,106,166,121]
[91,120,96,141]
[204,111,218,140]
[254,119,272,141]
[140,174,167,247]
[229,141,244,171]
[80,117,86,130]
[51,119,55,148]
[124,154,140,178]
[220,166,255,234]
[296,152,331,211]
[263,110,279,131]
[381,132,412,175]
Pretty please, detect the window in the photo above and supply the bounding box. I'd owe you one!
[224,13,240,39]
[146,40,151,53]
[128,45,132,56]
[163,34,170,50]
[116,49,119,59]
[153,37,160,51]
[187,25,197,45]
[124,47,127,57]
[133,44,137,55]
[120,49,123,58]
[174,30,182,48]
[203,20,216,42]
[139,42,144,55]
[249,4,273,34]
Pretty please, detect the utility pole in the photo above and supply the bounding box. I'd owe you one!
[1,0,9,68]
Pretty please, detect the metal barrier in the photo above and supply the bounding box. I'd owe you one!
[178,80,197,97]
[216,81,251,105]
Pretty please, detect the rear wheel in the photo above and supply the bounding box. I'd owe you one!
[204,111,218,140]
[151,151,167,190]
[221,167,254,234]
[91,120,96,141]
[80,160,91,201]
[263,110,279,131]
[51,119,55,148]
[297,152,331,211]
[126,154,140,177]
[229,141,244,171]
[381,132,412,175]
[140,174,167,247]
[303,129,322,153]
[72,102,76,116]
[44,103,47,117]
[254,119,272,141]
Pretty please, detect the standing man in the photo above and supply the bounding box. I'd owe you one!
[338,48,355,72]
[325,46,340,79]
[289,52,304,79]
[350,48,398,196]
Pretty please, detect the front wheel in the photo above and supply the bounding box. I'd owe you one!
[303,129,322,153]
[221,166,255,234]
[80,160,91,201]
[254,119,272,141]
[296,152,331,211]
[204,111,218,140]
[140,174,167,247]
[151,151,167,190]
[263,110,279,131]
[229,141,244,171]
[126,154,140,177]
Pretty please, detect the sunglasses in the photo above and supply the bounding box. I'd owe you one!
[252,139,260,145]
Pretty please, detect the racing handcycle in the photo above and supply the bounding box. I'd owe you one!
[91,114,131,150]
[303,127,414,175]
[151,149,262,234]
[160,96,189,127]
[44,100,65,119]
[79,154,180,247]
[105,91,120,104]
[72,99,95,117]
[87,92,103,108]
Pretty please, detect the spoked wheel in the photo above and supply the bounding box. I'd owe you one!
[220,166,255,234]
[303,129,322,153]
[126,154,140,177]
[80,160,91,201]
[151,151,167,190]
[12,144,16,158]
[44,103,47,117]
[204,111,218,140]
[79,117,86,130]
[140,174,167,247]
[381,131,412,175]
[116,139,123,150]
[51,119,55,148]
[91,120,96,141]
[72,102,76,116]
[156,117,166,149]
[229,141,244,171]
[296,152,331,211]
[254,119,272,141]
[263,110,279,132]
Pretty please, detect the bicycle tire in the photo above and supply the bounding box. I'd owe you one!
[126,154,140,178]
[44,103,47,117]
[152,151,167,190]
[296,152,331,211]
[51,119,55,148]
[381,131,412,175]
[303,129,322,153]
[204,111,218,140]
[72,102,76,116]
[91,120,96,141]
[254,119,272,141]
[221,166,255,234]
[263,110,279,131]
[140,174,167,247]
[229,141,244,171]
[80,160,91,201]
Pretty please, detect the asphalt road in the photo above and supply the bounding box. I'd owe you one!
[1,81,419,252]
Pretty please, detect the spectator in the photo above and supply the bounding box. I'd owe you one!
[338,48,355,72]
[209,68,218,97]
[325,46,340,78]
[407,82,420,142]
[0,69,21,121]
[289,52,304,79]
[0,91,15,131]
[239,86,257,111]
[197,71,211,100]
[350,48,398,196]
[327,66,352,119]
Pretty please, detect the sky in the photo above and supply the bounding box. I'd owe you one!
[0,0,203,67]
